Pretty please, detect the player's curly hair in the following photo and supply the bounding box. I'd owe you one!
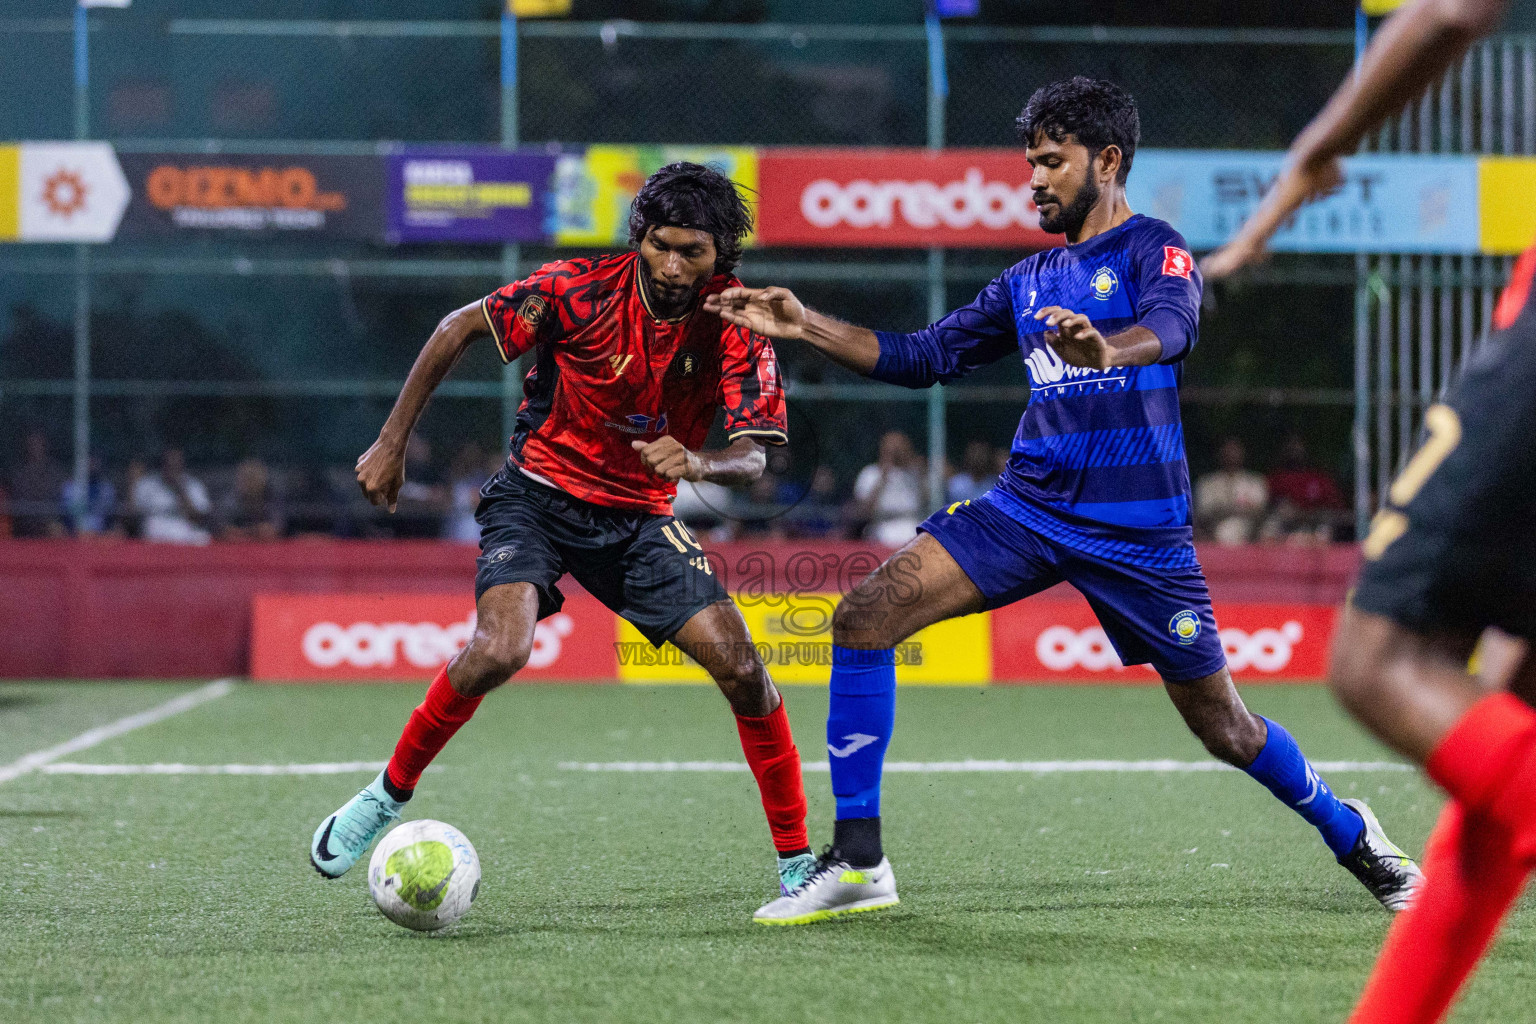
[1015,77,1141,184]
[628,162,753,274]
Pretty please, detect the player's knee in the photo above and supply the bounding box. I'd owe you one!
[831,594,899,649]
[708,646,772,704]
[454,631,533,696]
[1195,713,1265,767]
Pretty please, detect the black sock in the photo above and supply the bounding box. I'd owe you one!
[776,846,813,860]
[833,817,882,867]
[379,772,413,804]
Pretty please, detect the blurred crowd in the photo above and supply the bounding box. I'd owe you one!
[0,428,1347,547]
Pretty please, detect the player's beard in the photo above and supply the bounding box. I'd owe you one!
[1036,175,1100,238]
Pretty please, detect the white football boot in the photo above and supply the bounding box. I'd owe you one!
[754,848,898,925]
[1336,797,1424,912]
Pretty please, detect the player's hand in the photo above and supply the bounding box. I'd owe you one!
[703,286,806,340]
[632,436,704,483]
[1036,306,1113,370]
[355,437,406,512]
[1201,155,1344,280]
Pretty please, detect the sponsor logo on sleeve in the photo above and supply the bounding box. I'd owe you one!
[1161,245,1194,278]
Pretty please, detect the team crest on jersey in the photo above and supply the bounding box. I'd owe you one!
[517,294,549,330]
[669,351,699,378]
[1169,610,1201,646]
[1090,266,1119,300]
[1162,246,1194,279]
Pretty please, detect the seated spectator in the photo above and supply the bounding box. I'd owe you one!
[1195,438,1268,544]
[947,439,997,504]
[391,436,447,539]
[216,457,284,541]
[673,478,737,540]
[61,455,118,536]
[784,465,843,539]
[9,431,67,537]
[0,481,10,538]
[1263,435,1350,543]
[131,448,212,545]
[735,471,787,539]
[852,430,926,548]
[443,443,490,544]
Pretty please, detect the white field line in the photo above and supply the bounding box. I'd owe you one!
[42,760,395,776]
[558,759,1415,774]
[0,679,236,785]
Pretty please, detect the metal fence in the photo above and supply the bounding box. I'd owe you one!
[0,14,1501,536]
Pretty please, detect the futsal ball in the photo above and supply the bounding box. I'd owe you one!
[367,819,480,931]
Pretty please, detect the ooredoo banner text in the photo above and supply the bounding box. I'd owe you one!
[756,148,1061,249]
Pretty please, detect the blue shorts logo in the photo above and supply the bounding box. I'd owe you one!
[1169,610,1201,646]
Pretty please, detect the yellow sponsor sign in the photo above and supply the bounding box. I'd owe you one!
[0,145,19,241]
[554,145,758,247]
[1361,0,1409,14]
[616,592,991,685]
[1479,157,1536,254]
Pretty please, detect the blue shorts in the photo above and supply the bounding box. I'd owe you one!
[919,493,1227,683]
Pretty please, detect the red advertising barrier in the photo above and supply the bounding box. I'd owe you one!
[250,592,617,682]
[990,593,1338,684]
[756,148,1063,249]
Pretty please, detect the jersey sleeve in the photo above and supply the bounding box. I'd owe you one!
[480,260,582,364]
[868,273,1018,388]
[718,322,788,445]
[1133,226,1202,364]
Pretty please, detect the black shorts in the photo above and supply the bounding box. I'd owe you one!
[473,465,728,646]
[1354,319,1536,640]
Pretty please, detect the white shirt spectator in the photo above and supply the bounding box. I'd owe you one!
[132,472,212,545]
[854,462,924,547]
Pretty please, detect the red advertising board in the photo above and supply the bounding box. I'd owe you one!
[989,596,1337,684]
[756,148,1062,249]
[250,592,617,682]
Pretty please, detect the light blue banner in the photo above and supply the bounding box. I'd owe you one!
[1127,150,1479,253]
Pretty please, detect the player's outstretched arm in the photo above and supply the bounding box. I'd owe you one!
[705,286,881,375]
[1036,306,1163,370]
[357,302,489,511]
[1203,0,1508,279]
[632,435,766,488]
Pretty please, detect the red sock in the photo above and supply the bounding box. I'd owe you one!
[736,700,810,855]
[1346,692,1536,1024]
[1348,803,1530,1024]
[385,667,483,795]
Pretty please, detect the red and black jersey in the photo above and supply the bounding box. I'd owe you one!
[480,252,787,514]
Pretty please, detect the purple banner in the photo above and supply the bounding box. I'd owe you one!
[386,149,557,243]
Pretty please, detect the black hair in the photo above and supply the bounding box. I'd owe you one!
[627,162,753,274]
[1015,77,1140,184]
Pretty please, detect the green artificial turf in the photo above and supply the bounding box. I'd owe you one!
[1,681,1529,1023]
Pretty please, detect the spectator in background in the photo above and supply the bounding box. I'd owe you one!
[443,443,489,544]
[1195,437,1268,544]
[61,455,118,536]
[784,465,843,539]
[391,435,447,539]
[131,447,212,545]
[1263,434,1350,543]
[947,439,998,504]
[9,431,67,537]
[216,457,283,541]
[852,430,926,547]
[0,481,11,538]
[673,478,737,541]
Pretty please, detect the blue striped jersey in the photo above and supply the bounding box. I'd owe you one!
[870,214,1202,567]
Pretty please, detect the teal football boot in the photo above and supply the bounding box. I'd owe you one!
[777,852,819,896]
[310,770,406,879]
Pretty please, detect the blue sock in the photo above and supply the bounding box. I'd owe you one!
[827,645,896,822]
[1244,717,1365,858]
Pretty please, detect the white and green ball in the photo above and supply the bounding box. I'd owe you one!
[367,819,480,931]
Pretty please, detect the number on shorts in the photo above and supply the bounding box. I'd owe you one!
[661,520,703,553]
[1363,404,1462,561]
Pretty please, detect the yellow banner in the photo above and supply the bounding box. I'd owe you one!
[615,593,991,685]
[1361,0,1409,14]
[554,145,759,247]
[510,0,572,16]
[0,145,19,241]
[1479,157,1536,254]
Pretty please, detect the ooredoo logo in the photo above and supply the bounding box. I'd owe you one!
[1034,621,1306,674]
[300,613,574,671]
[800,168,1037,232]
